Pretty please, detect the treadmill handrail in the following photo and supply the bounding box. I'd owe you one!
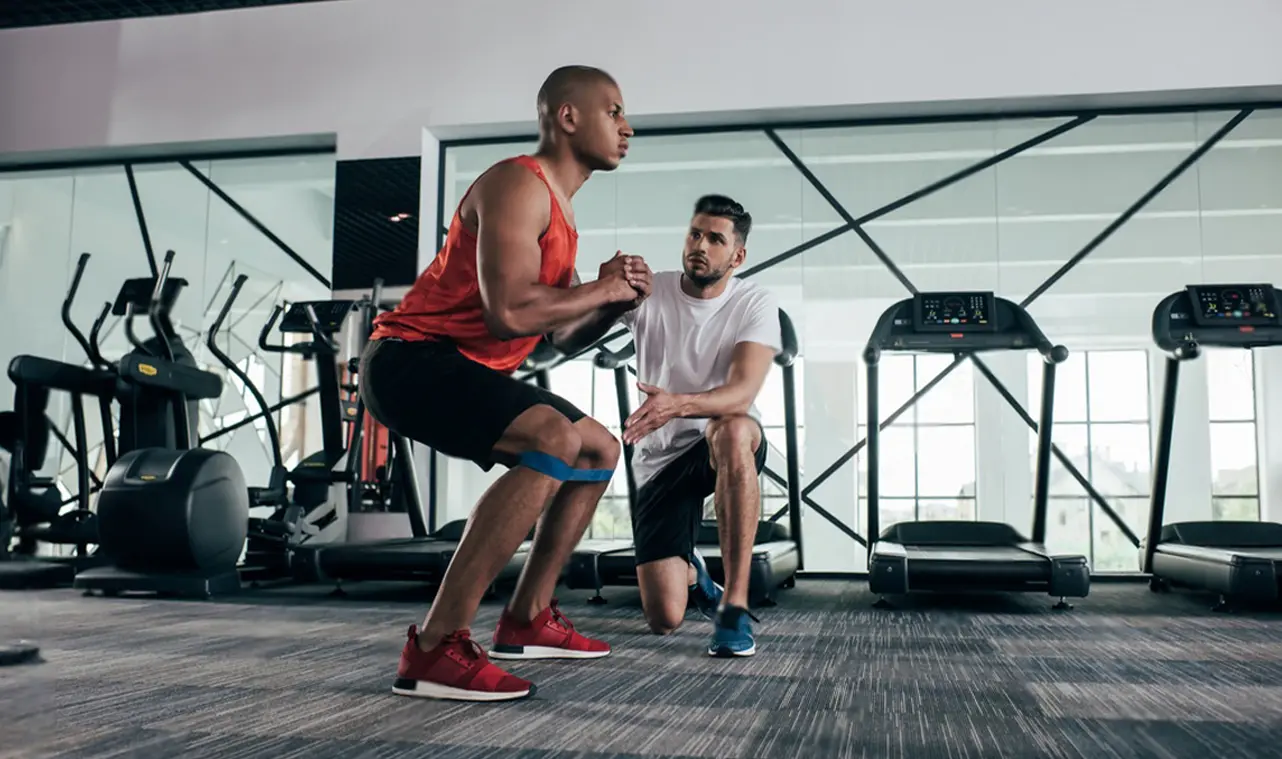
[776,309,799,368]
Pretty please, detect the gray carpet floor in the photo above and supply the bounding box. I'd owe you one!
[2,579,1282,758]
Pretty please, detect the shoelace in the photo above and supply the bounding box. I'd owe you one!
[548,600,577,637]
[437,629,489,661]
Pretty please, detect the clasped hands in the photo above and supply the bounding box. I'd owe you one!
[598,250,652,310]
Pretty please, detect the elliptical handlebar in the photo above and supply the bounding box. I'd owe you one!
[148,250,178,364]
[258,306,287,353]
[86,302,112,369]
[207,275,285,472]
[302,304,340,354]
[61,253,99,365]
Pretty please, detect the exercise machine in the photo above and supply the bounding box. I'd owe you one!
[1141,283,1282,608]
[207,276,376,582]
[296,341,563,592]
[0,252,173,588]
[564,309,803,607]
[74,252,250,600]
[864,291,1091,608]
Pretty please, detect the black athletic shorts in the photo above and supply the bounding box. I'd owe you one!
[632,418,767,566]
[359,337,585,470]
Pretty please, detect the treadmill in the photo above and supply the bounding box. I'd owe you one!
[1141,283,1282,608]
[865,291,1091,608]
[565,309,803,606]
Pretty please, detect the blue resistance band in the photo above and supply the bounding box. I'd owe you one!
[518,450,614,482]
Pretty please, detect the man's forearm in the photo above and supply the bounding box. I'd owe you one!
[548,303,628,355]
[674,383,755,419]
[486,279,618,340]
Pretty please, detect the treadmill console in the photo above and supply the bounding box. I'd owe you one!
[866,291,1058,358]
[913,291,997,333]
[1153,284,1282,352]
[280,300,357,335]
[1186,285,1279,328]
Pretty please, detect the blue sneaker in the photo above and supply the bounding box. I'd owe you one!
[688,549,723,620]
[709,605,758,658]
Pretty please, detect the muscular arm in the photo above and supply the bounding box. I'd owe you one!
[546,271,630,354]
[475,165,628,339]
[674,341,776,418]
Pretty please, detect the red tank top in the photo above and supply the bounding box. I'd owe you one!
[370,155,578,374]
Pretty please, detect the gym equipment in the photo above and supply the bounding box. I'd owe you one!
[1141,283,1282,608]
[0,642,40,666]
[564,309,803,606]
[296,341,564,592]
[0,253,150,588]
[864,291,1091,608]
[74,252,250,600]
[206,276,363,582]
[517,450,614,482]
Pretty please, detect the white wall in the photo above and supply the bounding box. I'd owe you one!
[3,0,1282,163]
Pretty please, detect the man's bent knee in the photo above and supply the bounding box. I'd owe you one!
[574,417,621,470]
[645,609,684,636]
[706,415,760,467]
[500,405,583,467]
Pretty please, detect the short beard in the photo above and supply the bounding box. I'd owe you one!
[683,263,729,289]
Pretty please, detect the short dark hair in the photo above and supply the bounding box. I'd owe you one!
[536,65,617,118]
[693,194,752,245]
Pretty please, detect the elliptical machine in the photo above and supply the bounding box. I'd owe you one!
[75,251,251,599]
[206,275,360,582]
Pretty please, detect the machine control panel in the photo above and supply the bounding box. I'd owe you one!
[914,291,997,333]
[1186,285,1279,328]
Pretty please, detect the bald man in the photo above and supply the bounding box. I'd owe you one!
[361,65,647,702]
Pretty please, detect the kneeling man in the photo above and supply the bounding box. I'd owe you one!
[620,194,780,657]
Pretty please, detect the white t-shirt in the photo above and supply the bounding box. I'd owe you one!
[620,271,781,487]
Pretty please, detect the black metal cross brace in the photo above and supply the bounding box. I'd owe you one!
[780,108,1252,549]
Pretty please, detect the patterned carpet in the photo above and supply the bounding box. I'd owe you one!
[2,579,1282,759]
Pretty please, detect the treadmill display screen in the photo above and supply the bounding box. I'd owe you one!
[1187,285,1280,327]
[914,292,997,332]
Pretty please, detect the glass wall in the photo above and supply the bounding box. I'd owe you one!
[0,152,337,504]
[440,105,1282,572]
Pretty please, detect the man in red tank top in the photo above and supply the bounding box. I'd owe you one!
[360,65,649,702]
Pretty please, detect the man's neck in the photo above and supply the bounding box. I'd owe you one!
[532,145,591,198]
[680,273,730,300]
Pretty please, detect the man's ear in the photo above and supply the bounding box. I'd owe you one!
[732,245,747,270]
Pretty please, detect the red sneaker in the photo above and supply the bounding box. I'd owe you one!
[489,599,611,660]
[392,625,534,702]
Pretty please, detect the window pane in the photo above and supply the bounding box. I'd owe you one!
[1043,497,1091,560]
[591,496,633,540]
[763,496,789,521]
[875,498,917,531]
[756,365,786,427]
[1093,497,1147,572]
[1209,422,1259,496]
[915,425,976,498]
[915,355,975,424]
[1028,350,1088,423]
[1034,423,1090,497]
[1206,350,1256,421]
[859,354,916,426]
[1089,423,1151,497]
[919,498,976,521]
[553,360,595,418]
[858,425,916,497]
[1086,350,1150,422]
[1212,497,1260,521]
[593,367,626,425]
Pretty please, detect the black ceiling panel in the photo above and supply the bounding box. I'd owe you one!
[0,0,347,29]
[331,156,421,291]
